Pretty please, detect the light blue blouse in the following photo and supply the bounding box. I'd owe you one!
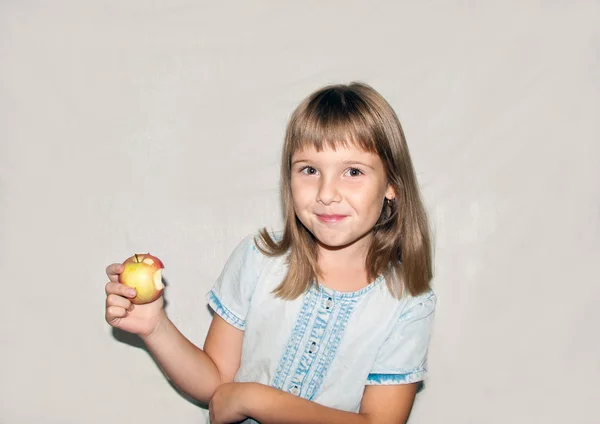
[206,234,436,421]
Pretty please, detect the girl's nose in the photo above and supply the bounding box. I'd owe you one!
[316,178,342,205]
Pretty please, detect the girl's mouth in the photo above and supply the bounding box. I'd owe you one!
[316,214,348,223]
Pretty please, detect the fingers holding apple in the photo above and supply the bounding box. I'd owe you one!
[105,263,125,283]
[105,279,165,337]
[118,253,165,305]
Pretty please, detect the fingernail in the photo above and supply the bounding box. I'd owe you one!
[128,289,136,297]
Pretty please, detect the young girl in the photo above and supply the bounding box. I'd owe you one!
[105,82,436,424]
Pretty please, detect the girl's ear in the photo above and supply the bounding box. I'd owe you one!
[385,184,396,201]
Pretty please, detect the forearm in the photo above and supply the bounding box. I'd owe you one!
[141,313,222,403]
[244,384,370,424]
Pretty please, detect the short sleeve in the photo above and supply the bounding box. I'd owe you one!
[366,290,437,385]
[206,235,262,330]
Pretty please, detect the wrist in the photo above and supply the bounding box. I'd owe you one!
[140,310,169,343]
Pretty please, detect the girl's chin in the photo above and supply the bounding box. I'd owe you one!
[313,231,373,252]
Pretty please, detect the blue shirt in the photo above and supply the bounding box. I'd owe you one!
[207,234,436,421]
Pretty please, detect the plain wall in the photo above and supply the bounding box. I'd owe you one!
[1,1,599,423]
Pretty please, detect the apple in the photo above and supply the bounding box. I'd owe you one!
[119,253,165,304]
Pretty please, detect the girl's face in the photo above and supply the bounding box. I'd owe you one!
[290,144,395,253]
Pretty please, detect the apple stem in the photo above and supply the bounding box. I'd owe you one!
[135,253,139,263]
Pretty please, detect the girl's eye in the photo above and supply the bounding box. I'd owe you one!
[300,166,318,175]
[345,168,363,177]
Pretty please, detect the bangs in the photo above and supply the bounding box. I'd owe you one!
[288,86,380,154]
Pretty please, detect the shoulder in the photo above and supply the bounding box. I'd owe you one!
[230,229,283,254]
[239,229,282,251]
[252,229,285,248]
[232,230,287,270]
[403,288,437,309]
[366,280,437,329]
[375,277,437,321]
[397,288,437,323]
[216,233,266,277]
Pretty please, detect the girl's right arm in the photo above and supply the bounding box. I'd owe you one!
[104,263,243,404]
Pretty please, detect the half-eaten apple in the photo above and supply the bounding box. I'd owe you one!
[119,253,165,304]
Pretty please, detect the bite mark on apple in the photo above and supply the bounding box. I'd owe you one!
[153,270,164,290]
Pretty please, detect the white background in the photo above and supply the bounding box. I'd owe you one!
[1,1,599,423]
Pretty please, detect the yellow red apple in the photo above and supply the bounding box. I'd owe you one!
[119,253,165,304]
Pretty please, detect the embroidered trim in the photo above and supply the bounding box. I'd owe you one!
[271,288,319,390]
[305,294,360,400]
[366,369,427,385]
[207,290,246,330]
[271,285,365,400]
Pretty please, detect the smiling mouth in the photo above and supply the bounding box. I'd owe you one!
[316,214,348,223]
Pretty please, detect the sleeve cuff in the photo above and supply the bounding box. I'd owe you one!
[206,290,246,330]
[366,369,427,385]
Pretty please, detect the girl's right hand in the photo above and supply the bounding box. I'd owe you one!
[104,263,165,339]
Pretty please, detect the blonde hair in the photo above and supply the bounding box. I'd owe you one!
[257,82,433,299]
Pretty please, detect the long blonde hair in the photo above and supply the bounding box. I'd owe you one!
[257,82,433,299]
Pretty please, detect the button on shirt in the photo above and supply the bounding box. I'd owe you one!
[207,235,437,423]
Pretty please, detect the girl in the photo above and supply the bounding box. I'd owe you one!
[105,82,436,424]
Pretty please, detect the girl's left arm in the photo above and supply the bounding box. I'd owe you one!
[209,381,418,424]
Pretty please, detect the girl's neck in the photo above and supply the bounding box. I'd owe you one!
[316,234,372,292]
